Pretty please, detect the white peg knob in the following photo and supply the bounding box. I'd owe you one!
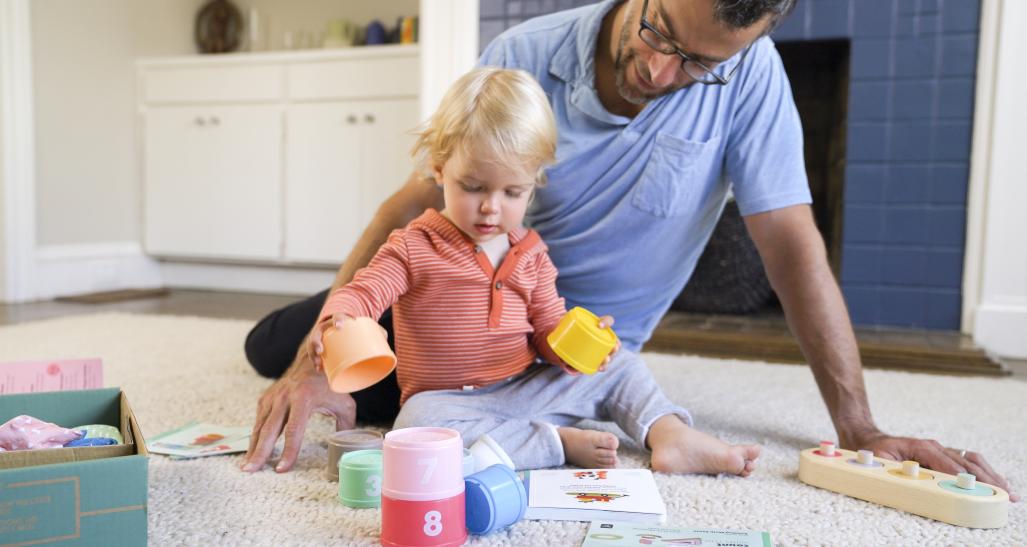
[857,449,874,465]
[956,472,976,490]
[902,460,920,478]
[819,441,836,456]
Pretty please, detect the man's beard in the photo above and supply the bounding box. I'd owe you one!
[611,6,690,105]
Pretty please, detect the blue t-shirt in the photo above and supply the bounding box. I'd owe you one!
[479,0,811,351]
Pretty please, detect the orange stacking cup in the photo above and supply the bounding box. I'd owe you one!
[321,317,397,393]
[546,307,619,375]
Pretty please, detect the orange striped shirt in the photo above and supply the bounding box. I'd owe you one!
[319,209,567,404]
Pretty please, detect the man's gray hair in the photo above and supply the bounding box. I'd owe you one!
[713,0,797,31]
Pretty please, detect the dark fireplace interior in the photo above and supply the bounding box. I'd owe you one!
[674,39,851,315]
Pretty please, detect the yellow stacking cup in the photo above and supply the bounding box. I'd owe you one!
[546,307,619,375]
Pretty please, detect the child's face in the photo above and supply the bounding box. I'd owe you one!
[435,146,538,245]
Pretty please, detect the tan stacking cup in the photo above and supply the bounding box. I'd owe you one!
[322,317,397,393]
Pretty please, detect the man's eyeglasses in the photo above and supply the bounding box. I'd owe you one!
[637,0,752,85]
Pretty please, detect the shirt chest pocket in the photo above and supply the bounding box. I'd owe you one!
[631,132,722,218]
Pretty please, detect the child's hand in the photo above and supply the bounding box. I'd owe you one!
[596,315,620,373]
[307,314,350,372]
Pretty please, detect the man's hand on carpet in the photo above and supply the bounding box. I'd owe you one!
[858,434,1018,502]
[241,354,357,473]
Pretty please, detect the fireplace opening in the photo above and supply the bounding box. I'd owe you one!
[672,39,850,315]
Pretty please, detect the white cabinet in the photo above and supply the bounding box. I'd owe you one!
[144,105,282,260]
[138,46,420,266]
[284,99,418,263]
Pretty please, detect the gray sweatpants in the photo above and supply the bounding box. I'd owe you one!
[392,350,692,470]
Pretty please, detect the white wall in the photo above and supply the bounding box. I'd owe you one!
[964,0,1027,359]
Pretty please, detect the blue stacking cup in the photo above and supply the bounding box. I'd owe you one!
[464,464,527,535]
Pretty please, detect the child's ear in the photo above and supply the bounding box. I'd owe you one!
[431,163,444,186]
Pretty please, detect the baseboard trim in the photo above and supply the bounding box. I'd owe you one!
[973,302,1027,359]
[34,242,163,300]
[159,261,335,296]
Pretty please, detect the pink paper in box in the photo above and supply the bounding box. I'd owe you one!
[0,358,103,394]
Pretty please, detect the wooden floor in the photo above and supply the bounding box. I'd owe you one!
[3,289,1024,380]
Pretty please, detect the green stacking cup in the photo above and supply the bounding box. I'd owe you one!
[338,449,384,508]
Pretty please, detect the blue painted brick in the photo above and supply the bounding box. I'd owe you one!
[932,122,972,161]
[937,79,975,119]
[924,291,961,329]
[849,81,890,122]
[846,164,887,203]
[810,0,851,39]
[896,13,915,36]
[887,165,930,203]
[851,39,893,79]
[919,0,941,15]
[481,0,507,18]
[843,285,880,325]
[853,0,895,38]
[847,123,890,162]
[898,0,919,16]
[926,249,963,288]
[890,122,934,162]
[883,206,929,245]
[524,1,541,16]
[941,34,977,77]
[928,208,966,246]
[931,164,968,204]
[773,1,809,41]
[894,36,938,78]
[942,0,980,32]
[917,13,941,35]
[882,248,927,285]
[844,205,886,244]
[507,1,523,16]
[891,80,935,120]
[480,20,507,50]
[879,287,927,327]
[841,246,883,284]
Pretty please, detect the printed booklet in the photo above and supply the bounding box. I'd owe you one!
[581,521,772,547]
[523,469,667,524]
[148,422,251,459]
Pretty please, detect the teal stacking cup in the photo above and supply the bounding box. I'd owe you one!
[338,449,384,508]
[464,464,527,535]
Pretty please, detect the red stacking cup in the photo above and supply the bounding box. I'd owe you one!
[381,427,467,547]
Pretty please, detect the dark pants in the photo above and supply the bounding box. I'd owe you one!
[244,289,402,424]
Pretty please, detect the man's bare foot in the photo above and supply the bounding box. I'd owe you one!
[558,427,619,468]
[647,414,761,477]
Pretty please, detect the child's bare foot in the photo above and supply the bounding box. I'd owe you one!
[558,427,619,468]
[647,415,761,477]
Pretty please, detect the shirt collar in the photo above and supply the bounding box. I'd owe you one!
[418,209,532,249]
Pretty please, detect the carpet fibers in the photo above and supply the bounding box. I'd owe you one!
[0,314,1022,545]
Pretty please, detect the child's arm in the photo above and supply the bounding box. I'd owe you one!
[308,230,412,369]
[528,252,620,374]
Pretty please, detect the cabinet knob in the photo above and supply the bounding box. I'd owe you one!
[194,117,206,126]
[346,115,358,124]
[209,116,220,126]
[364,114,375,124]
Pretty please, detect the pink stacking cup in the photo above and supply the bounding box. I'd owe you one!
[381,427,467,547]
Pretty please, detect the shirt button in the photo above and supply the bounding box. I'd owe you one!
[474,246,482,253]
[495,281,503,290]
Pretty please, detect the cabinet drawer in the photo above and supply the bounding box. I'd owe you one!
[288,55,419,100]
[142,65,282,103]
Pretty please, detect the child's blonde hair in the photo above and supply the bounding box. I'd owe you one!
[412,67,557,186]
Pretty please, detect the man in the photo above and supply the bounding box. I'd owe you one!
[240,0,1015,499]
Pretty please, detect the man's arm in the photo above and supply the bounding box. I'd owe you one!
[744,204,1016,500]
[242,173,443,473]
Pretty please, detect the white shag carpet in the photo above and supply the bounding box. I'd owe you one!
[0,313,1022,545]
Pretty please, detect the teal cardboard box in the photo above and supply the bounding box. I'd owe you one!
[0,388,147,546]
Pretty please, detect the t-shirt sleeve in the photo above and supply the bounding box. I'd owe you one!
[478,34,512,68]
[318,230,412,324]
[725,38,812,217]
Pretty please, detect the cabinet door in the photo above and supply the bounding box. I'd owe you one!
[144,105,282,260]
[284,103,365,264]
[284,98,419,265]
[359,99,420,215]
